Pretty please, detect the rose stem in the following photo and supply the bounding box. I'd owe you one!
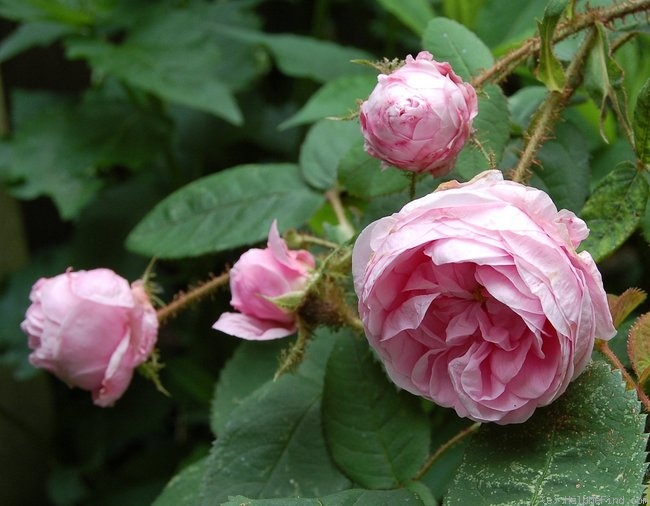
[472,0,650,87]
[156,272,230,325]
[510,27,596,184]
[274,321,311,379]
[325,188,355,238]
[413,422,481,481]
[293,233,340,249]
[595,339,650,412]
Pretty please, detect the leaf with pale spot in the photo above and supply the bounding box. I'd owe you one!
[445,361,647,504]
[633,77,650,166]
[579,162,649,262]
[222,488,429,505]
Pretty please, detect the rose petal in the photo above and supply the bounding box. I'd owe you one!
[213,312,295,341]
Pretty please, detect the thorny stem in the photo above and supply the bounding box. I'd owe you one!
[156,272,230,324]
[510,28,597,184]
[274,320,311,379]
[325,188,355,239]
[472,0,650,88]
[413,422,481,481]
[293,233,340,250]
[471,133,495,169]
[595,339,650,412]
[303,244,364,334]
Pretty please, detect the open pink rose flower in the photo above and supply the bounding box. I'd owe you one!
[213,221,315,340]
[352,170,615,424]
[360,50,478,176]
[21,268,159,407]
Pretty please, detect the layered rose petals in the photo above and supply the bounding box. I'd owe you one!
[213,221,315,340]
[352,170,615,424]
[359,51,478,175]
[21,268,159,407]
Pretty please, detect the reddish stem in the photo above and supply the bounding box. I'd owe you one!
[156,272,229,324]
[596,339,650,412]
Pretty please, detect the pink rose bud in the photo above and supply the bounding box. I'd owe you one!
[213,220,315,340]
[21,268,159,407]
[352,170,616,424]
[360,51,478,176]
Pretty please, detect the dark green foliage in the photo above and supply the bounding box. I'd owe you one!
[1,1,650,505]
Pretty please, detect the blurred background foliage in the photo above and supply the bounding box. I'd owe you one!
[0,0,649,504]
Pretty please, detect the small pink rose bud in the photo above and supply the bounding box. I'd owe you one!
[21,268,159,407]
[360,51,478,176]
[213,221,315,340]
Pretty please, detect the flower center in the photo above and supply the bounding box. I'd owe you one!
[472,285,489,303]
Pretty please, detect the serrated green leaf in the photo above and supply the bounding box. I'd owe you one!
[6,94,170,219]
[258,34,373,83]
[212,25,374,83]
[474,0,546,52]
[222,488,427,506]
[508,86,548,130]
[535,0,567,91]
[585,23,631,143]
[442,0,485,29]
[418,409,475,500]
[628,312,650,383]
[126,163,324,258]
[454,84,510,180]
[0,365,54,506]
[280,74,375,129]
[9,89,70,128]
[322,333,431,489]
[68,37,241,124]
[530,121,590,213]
[299,120,361,190]
[0,0,101,26]
[422,17,494,81]
[199,330,350,505]
[579,162,650,262]
[405,481,438,506]
[643,198,650,243]
[338,142,409,198]
[152,457,206,506]
[608,288,647,328]
[210,340,286,436]
[65,4,246,124]
[633,77,650,166]
[0,21,74,62]
[445,361,648,504]
[377,0,435,35]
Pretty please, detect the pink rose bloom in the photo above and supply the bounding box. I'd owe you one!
[359,50,478,176]
[352,170,615,424]
[21,268,159,407]
[213,221,315,340]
